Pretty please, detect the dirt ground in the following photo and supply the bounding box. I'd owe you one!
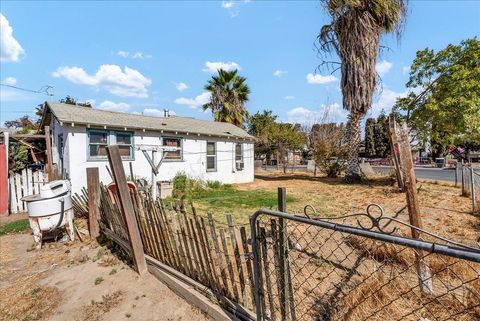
[0,230,211,321]
[232,170,480,246]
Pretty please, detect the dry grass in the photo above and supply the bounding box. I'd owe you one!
[0,273,61,321]
[76,291,124,321]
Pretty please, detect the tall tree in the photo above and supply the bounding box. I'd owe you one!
[310,122,347,177]
[394,38,480,153]
[247,110,278,159]
[318,0,407,181]
[59,95,92,107]
[203,69,250,128]
[365,118,376,157]
[374,111,390,157]
[269,123,305,174]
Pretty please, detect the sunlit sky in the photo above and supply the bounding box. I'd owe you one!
[1,1,479,126]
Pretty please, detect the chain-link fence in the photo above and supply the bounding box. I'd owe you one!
[457,163,480,214]
[252,208,480,321]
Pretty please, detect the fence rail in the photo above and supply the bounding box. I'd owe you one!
[8,168,48,214]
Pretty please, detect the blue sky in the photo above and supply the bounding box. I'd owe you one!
[1,1,479,126]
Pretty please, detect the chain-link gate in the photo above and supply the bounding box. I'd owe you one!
[251,206,480,321]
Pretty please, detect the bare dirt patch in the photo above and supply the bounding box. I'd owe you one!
[0,231,211,321]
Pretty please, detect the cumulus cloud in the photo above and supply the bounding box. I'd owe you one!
[284,95,295,100]
[3,77,17,85]
[97,100,131,112]
[273,70,287,77]
[375,60,393,77]
[174,92,211,109]
[306,73,338,85]
[287,103,346,124]
[220,0,250,17]
[117,50,152,59]
[370,88,409,117]
[142,108,176,117]
[52,64,152,98]
[174,82,189,92]
[0,14,25,62]
[221,1,235,8]
[202,61,241,73]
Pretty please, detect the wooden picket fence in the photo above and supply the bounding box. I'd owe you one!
[9,168,48,214]
[98,185,257,318]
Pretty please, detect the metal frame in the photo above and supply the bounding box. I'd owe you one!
[250,208,480,321]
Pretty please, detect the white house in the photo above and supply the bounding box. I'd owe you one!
[40,102,255,195]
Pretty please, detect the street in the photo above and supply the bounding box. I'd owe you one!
[371,166,456,182]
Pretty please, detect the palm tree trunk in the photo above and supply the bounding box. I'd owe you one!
[345,112,362,181]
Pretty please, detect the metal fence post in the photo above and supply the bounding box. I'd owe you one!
[470,166,477,214]
[455,162,458,187]
[461,160,466,196]
[278,187,292,321]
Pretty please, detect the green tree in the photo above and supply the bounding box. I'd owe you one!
[59,95,92,107]
[310,123,347,177]
[247,110,278,159]
[365,118,376,157]
[269,123,305,174]
[318,0,407,181]
[203,69,250,128]
[374,112,390,158]
[394,38,480,154]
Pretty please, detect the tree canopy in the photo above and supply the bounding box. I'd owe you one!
[203,69,250,128]
[394,38,480,151]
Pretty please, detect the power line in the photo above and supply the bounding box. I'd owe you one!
[0,84,54,96]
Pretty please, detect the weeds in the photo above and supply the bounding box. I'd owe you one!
[94,277,104,285]
[0,219,30,235]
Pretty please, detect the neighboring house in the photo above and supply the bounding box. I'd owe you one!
[40,102,255,195]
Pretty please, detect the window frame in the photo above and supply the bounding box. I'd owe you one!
[87,129,135,161]
[206,141,217,172]
[235,143,244,171]
[162,136,183,162]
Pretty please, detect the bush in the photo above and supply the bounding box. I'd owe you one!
[172,172,206,200]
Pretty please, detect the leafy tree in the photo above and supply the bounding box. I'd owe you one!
[59,95,92,107]
[203,69,250,128]
[318,0,407,181]
[4,115,36,132]
[247,110,278,159]
[374,111,390,157]
[269,123,305,174]
[9,143,28,171]
[310,123,347,177]
[364,118,376,157]
[394,38,480,154]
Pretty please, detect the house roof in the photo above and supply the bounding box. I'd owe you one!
[43,102,254,140]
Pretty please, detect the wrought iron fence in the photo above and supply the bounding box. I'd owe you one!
[251,206,480,321]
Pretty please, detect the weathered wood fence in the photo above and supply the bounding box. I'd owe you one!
[8,168,48,214]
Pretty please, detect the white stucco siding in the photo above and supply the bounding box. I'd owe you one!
[58,126,254,195]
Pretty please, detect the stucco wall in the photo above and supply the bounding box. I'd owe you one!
[53,124,254,195]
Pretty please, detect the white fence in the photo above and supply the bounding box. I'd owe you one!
[9,168,48,214]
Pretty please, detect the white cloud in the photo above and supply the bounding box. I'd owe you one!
[0,14,25,62]
[142,108,176,117]
[174,82,189,92]
[402,66,410,75]
[52,64,152,98]
[221,1,235,8]
[202,61,241,73]
[287,103,346,124]
[85,99,96,105]
[117,50,152,59]
[284,95,295,100]
[273,70,287,77]
[370,88,409,117]
[306,73,338,85]
[3,77,17,85]
[174,92,211,109]
[97,100,131,112]
[375,60,393,77]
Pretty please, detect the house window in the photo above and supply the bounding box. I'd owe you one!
[87,129,134,160]
[206,142,216,172]
[88,130,109,159]
[115,131,133,158]
[235,143,244,171]
[163,137,182,161]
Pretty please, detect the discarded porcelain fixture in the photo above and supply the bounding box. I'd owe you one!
[22,180,75,248]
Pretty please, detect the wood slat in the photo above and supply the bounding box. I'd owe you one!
[240,226,256,309]
[227,215,247,306]
[208,214,231,298]
[220,227,240,302]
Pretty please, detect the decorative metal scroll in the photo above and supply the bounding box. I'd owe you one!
[301,204,480,252]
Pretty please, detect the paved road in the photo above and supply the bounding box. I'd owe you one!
[371,166,456,182]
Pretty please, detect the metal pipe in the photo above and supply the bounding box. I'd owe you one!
[471,166,477,214]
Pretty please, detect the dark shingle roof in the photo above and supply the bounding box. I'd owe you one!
[45,102,254,140]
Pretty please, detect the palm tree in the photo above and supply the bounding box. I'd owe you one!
[203,69,250,128]
[318,0,407,181]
